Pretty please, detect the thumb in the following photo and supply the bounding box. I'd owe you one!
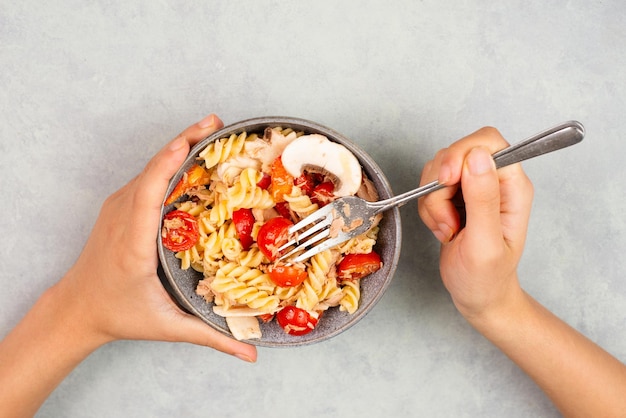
[130,136,192,227]
[460,147,503,249]
[167,311,258,363]
[135,114,224,214]
[141,135,192,207]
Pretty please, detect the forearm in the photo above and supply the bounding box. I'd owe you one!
[468,284,626,418]
[0,276,110,417]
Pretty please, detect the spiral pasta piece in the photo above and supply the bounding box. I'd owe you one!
[221,237,242,261]
[175,232,205,271]
[317,276,343,308]
[197,220,237,270]
[210,262,279,313]
[337,226,379,255]
[238,247,267,268]
[274,285,301,304]
[295,279,320,312]
[176,200,206,217]
[175,248,193,271]
[294,249,335,311]
[339,280,361,314]
[307,249,334,294]
[208,196,231,227]
[226,168,274,211]
[284,186,319,219]
[235,188,274,211]
[199,132,248,169]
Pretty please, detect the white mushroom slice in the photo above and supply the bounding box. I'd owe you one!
[281,134,362,197]
[224,316,262,340]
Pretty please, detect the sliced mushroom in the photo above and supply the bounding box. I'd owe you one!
[224,316,262,340]
[213,306,265,340]
[280,134,362,197]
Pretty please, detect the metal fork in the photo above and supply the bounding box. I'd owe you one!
[277,120,585,263]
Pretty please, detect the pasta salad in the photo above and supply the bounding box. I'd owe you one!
[161,127,383,340]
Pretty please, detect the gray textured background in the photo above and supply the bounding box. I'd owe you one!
[2,1,625,417]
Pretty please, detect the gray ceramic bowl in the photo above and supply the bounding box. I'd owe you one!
[157,116,401,347]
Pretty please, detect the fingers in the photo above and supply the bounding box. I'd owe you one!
[438,127,509,185]
[167,311,258,363]
[177,114,224,147]
[418,127,511,243]
[418,157,460,243]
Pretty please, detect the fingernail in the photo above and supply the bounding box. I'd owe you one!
[234,353,255,363]
[439,165,452,185]
[198,114,217,129]
[435,223,454,243]
[433,230,447,243]
[169,136,187,151]
[467,148,494,175]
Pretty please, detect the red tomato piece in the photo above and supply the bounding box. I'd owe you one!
[256,217,293,261]
[164,164,211,205]
[232,208,255,250]
[294,172,317,195]
[256,173,271,190]
[161,210,200,252]
[269,156,294,203]
[269,263,308,287]
[258,313,274,323]
[311,181,335,206]
[276,306,319,336]
[274,201,292,219]
[337,252,383,280]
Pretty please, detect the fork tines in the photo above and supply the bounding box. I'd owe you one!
[277,204,336,263]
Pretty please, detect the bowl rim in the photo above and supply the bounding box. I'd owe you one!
[157,116,402,347]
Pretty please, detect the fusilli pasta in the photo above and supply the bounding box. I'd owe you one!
[162,127,383,340]
[210,262,280,313]
[284,186,318,219]
[339,280,360,314]
[199,132,248,169]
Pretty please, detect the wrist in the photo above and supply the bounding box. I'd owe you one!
[46,270,115,351]
[457,278,531,340]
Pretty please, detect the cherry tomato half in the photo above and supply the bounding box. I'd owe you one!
[337,252,382,280]
[276,306,319,336]
[256,217,293,261]
[232,208,255,250]
[161,210,200,252]
[269,263,308,287]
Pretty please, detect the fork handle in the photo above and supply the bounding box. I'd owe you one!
[371,120,585,212]
[492,120,584,168]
